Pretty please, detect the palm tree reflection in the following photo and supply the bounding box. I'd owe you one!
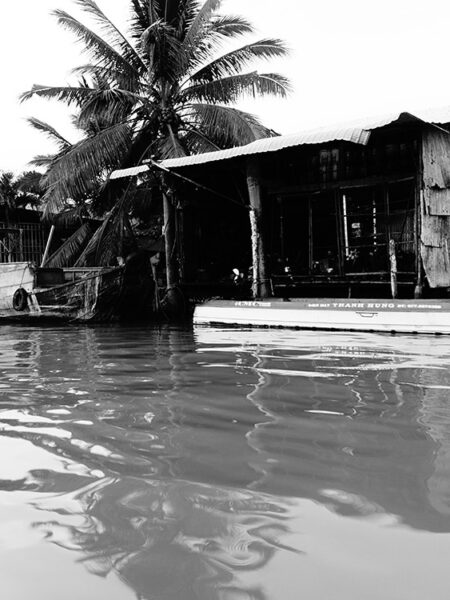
[30,475,296,600]
[3,325,450,598]
[1,325,298,600]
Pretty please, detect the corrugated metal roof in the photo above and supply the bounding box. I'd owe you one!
[110,164,150,180]
[110,107,450,178]
[160,127,371,170]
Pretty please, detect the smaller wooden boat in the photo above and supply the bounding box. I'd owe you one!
[193,298,450,335]
[0,262,124,322]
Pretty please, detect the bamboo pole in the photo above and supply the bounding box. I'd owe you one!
[40,225,56,267]
[246,159,270,298]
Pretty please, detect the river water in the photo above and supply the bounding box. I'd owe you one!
[1,324,450,599]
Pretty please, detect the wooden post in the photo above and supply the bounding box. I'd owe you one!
[246,159,270,298]
[308,197,314,273]
[389,238,398,299]
[18,228,24,262]
[41,225,56,267]
[414,176,423,299]
[278,196,285,261]
[176,204,185,283]
[163,186,179,312]
[335,190,344,276]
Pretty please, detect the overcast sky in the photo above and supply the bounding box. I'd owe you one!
[2,0,450,172]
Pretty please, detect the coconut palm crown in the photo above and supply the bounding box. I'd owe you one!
[21,0,290,216]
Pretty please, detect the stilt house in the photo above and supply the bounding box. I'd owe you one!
[113,108,450,300]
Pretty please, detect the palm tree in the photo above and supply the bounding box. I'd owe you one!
[0,171,45,261]
[0,171,44,220]
[22,1,290,307]
[21,0,290,215]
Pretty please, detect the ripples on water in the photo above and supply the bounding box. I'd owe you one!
[1,325,450,599]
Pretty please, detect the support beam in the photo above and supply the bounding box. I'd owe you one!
[246,159,271,298]
[163,186,180,313]
[176,204,185,283]
[389,238,398,299]
[414,178,423,298]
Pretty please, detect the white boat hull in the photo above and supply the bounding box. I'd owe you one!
[193,298,450,335]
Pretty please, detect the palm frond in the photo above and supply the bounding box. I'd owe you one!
[52,9,141,82]
[73,220,103,266]
[75,201,125,266]
[30,154,61,168]
[45,222,94,267]
[185,103,276,146]
[140,20,182,83]
[41,122,132,217]
[75,87,141,129]
[208,15,253,38]
[186,39,289,83]
[20,84,98,107]
[181,71,291,103]
[71,64,146,93]
[73,0,147,72]
[26,117,72,152]
[183,0,222,49]
[71,63,113,79]
[130,0,159,43]
[47,206,86,228]
[29,155,55,168]
[183,15,254,71]
[94,210,124,265]
[16,171,45,195]
[179,126,221,153]
[156,128,188,159]
[172,0,198,38]
[0,172,19,209]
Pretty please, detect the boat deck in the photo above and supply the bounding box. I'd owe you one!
[193,298,450,335]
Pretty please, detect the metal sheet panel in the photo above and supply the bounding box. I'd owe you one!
[427,189,450,217]
[421,244,450,288]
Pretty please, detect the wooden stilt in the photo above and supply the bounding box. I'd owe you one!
[246,159,270,298]
[389,238,398,299]
[414,180,423,298]
[163,186,180,313]
[176,204,185,283]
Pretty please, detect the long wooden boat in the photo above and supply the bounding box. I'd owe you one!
[0,262,124,322]
[193,298,450,334]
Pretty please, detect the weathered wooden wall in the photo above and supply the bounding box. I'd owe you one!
[421,128,450,287]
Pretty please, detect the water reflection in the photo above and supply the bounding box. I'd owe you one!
[1,325,450,598]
